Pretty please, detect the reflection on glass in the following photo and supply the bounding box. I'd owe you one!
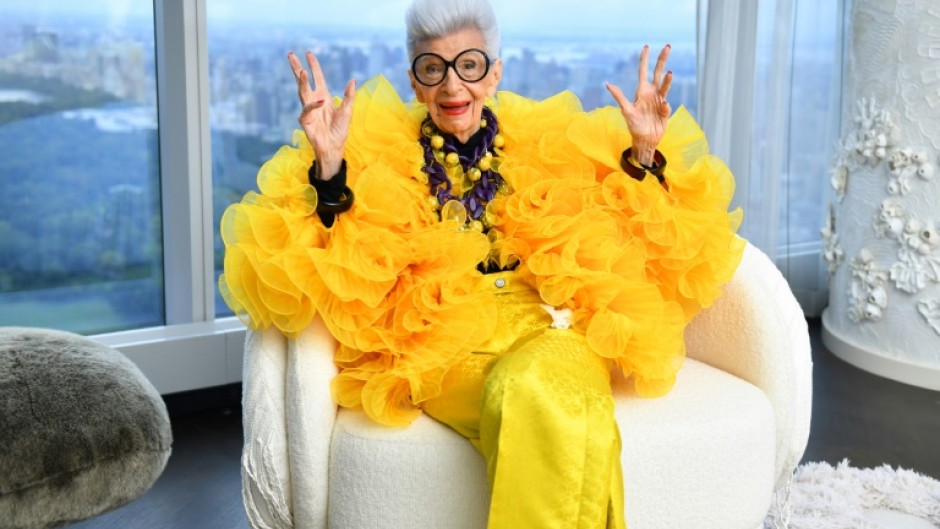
[784,1,840,246]
[0,2,163,334]
[207,1,698,317]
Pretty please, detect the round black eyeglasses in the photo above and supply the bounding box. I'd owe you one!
[411,48,491,87]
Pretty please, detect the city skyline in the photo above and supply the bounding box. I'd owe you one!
[0,15,700,136]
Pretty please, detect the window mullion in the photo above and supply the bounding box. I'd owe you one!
[155,0,213,324]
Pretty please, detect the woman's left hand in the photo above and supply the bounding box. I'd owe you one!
[606,44,673,166]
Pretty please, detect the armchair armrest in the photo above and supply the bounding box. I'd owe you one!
[286,317,339,529]
[242,327,293,529]
[684,241,813,490]
[242,316,339,529]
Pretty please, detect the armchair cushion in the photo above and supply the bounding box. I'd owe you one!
[327,359,774,529]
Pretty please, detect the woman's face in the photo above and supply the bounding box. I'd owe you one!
[410,27,502,144]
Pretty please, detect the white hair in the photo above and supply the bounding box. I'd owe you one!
[405,0,501,61]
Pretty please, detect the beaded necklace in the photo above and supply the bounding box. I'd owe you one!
[419,106,510,231]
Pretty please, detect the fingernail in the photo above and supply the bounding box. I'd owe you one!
[644,44,649,48]
[666,43,672,48]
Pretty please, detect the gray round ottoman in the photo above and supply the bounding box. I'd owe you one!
[0,327,172,529]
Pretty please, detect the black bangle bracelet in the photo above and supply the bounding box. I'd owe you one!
[316,186,355,214]
[620,147,668,186]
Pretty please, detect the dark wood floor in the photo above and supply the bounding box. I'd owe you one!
[801,319,940,479]
[67,317,940,528]
[67,393,249,529]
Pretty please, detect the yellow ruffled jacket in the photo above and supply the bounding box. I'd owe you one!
[220,76,744,426]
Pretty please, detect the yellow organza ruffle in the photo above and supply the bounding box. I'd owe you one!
[221,79,496,426]
[219,76,744,425]
[489,92,744,397]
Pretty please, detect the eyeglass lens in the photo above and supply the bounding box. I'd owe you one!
[413,49,489,86]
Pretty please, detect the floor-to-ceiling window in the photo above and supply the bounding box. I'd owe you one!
[0,1,163,334]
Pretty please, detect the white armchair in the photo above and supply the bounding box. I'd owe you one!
[240,242,812,529]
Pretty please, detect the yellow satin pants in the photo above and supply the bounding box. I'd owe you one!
[422,271,627,529]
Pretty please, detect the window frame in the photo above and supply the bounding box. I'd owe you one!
[156,0,213,326]
[92,0,245,395]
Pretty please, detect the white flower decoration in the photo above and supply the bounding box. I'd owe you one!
[888,148,912,171]
[850,98,899,167]
[848,248,889,323]
[830,163,849,202]
[886,147,935,195]
[918,299,940,336]
[821,203,844,276]
[873,198,906,239]
[829,141,855,202]
[890,249,940,295]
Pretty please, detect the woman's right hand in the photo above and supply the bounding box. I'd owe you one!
[288,50,356,180]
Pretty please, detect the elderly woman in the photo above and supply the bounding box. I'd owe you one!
[220,0,743,526]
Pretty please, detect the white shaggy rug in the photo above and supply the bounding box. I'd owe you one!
[764,460,940,529]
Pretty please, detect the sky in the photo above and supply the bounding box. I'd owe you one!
[2,0,697,40]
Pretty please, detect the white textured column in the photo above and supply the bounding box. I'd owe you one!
[821,0,940,390]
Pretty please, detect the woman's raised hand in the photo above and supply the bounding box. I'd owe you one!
[288,50,356,180]
[605,44,673,166]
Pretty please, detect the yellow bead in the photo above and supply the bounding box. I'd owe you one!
[477,157,491,172]
[480,118,488,129]
[430,135,444,149]
[434,150,445,163]
[422,124,435,136]
[468,220,484,232]
[497,179,512,195]
[468,167,482,182]
[441,200,468,224]
[445,152,460,167]
[484,201,500,226]
[450,166,468,195]
[493,134,505,149]
[425,195,441,210]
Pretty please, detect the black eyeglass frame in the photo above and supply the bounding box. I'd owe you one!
[410,48,492,87]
